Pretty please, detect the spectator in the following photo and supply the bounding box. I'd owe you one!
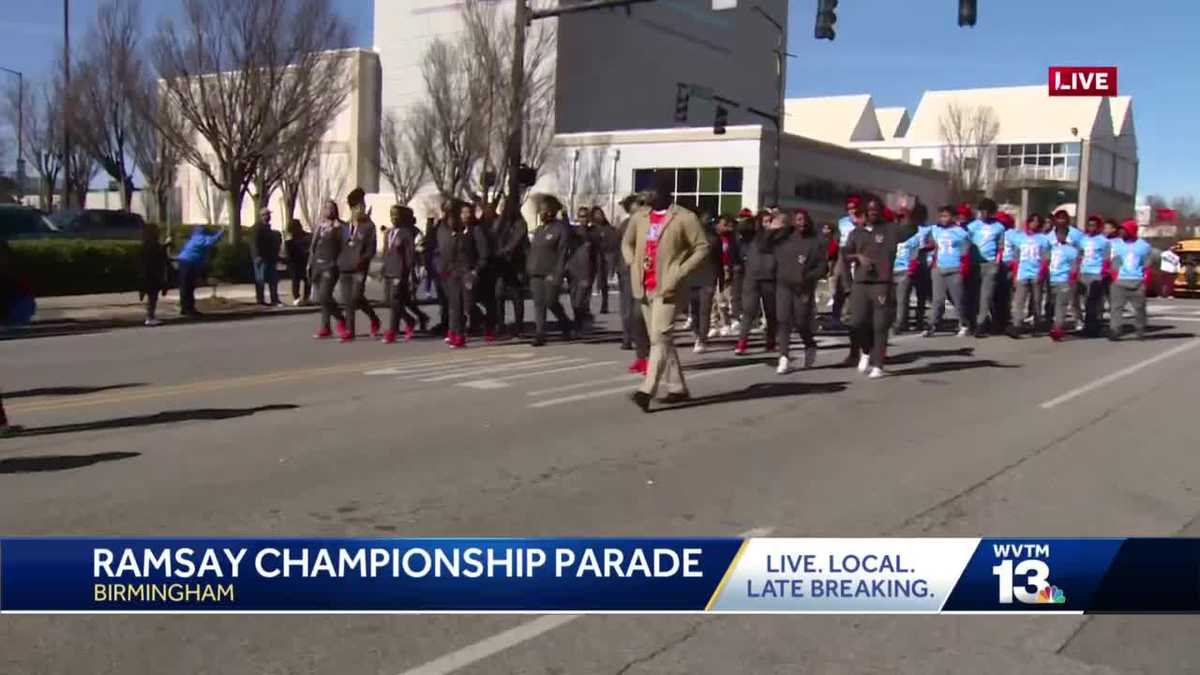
[176,225,225,317]
[137,222,171,327]
[285,219,312,306]
[251,208,283,306]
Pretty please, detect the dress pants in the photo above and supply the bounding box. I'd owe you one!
[638,294,688,398]
[314,269,344,332]
[1080,273,1108,334]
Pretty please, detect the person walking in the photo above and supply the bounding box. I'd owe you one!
[760,209,826,373]
[590,206,620,315]
[843,198,901,379]
[711,214,742,338]
[381,205,420,343]
[1046,223,1082,342]
[623,172,710,412]
[250,208,283,306]
[734,209,778,356]
[966,198,1006,337]
[924,205,971,337]
[567,209,596,334]
[438,202,485,348]
[527,195,574,347]
[891,209,929,334]
[616,194,651,372]
[137,222,170,327]
[176,225,224,318]
[1108,219,1152,341]
[308,201,347,339]
[337,188,381,342]
[492,201,529,339]
[1078,215,1112,336]
[687,214,720,354]
[830,196,861,329]
[1005,215,1051,338]
[285,219,312,306]
[467,204,497,341]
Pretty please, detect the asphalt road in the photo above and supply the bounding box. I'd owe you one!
[3,295,1200,674]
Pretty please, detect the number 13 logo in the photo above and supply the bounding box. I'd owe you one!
[992,559,1050,604]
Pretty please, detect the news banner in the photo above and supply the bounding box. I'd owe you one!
[1,538,1198,613]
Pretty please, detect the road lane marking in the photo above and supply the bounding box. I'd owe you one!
[395,527,771,675]
[527,375,640,397]
[457,362,618,390]
[1039,339,1200,409]
[529,364,763,408]
[418,358,580,382]
[364,353,530,376]
[8,347,530,414]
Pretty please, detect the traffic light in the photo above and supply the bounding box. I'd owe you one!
[675,83,690,123]
[814,0,837,40]
[714,106,728,135]
[517,164,537,188]
[958,0,977,27]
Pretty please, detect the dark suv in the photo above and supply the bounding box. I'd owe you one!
[0,204,61,240]
[49,209,146,239]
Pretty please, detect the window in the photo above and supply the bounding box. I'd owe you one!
[995,141,1082,179]
[920,158,934,169]
[631,167,745,216]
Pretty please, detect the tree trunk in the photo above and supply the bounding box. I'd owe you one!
[282,184,299,228]
[227,188,244,245]
[119,176,134,212]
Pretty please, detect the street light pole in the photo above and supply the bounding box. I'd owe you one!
[0,68,22,189]
[752,6,791,207]
[62,0,71,210]
[504,0,528,227]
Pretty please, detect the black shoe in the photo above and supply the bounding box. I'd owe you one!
[1108,336,1121,342]
[973,328,989,339]
[922,329,936,338]
[532,336,546,347]
[1005,327,1021,339]
[630,391,652,412]
[661,392,691,405]
[619,342,634,351]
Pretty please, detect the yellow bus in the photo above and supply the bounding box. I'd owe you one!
[1172,239,1200,295]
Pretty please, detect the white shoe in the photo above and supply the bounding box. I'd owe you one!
[693,340,706,354]
[718,325,731,337]
[682,317,694,331]
[707,327,720,339]
[868,367,886,379]
[729,320,742,335]
[292,298,303,306]
[956,326,970,337]
[144,319,161,327]
[857,354,870,373]
[776,356,790,374]
[803,346,817,369]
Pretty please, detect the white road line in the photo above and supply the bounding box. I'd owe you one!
[526,374,637,397]
[1039,339,1200,409]
[457,362,618,390]
[529,364,762,408]
[420,358,579,383]
[364,354,530,377]
[387,356,545,380]
[395,526,772,675]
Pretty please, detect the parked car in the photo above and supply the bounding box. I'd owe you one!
[0,204,61,240]
[49,209,146,239]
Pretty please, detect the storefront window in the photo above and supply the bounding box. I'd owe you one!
[630,167,745,216]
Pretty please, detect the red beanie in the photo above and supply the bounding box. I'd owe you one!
[1121,219,1138,238]
[882,207,896,223]
[845,196,862,209]
[738,208,753,218]
[956,204,973,218]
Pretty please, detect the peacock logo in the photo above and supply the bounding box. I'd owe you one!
[1037,585,1067,604]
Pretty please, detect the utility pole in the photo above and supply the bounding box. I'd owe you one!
[0,68,22,190]
[62,0,71,211]
[751,5,793,207]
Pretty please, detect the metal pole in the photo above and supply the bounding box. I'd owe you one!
[62,0,71,210]
[0,68,21,187]
[773,34,782,207]
[504,0,528,227]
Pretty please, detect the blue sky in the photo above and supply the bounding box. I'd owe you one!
[1,0,1194,200]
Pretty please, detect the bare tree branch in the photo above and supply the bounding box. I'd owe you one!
[3,80,61,210]
[378,108,426,205]
[938,102,1000,202]
[410,39,479,201]
[129,78,186,224]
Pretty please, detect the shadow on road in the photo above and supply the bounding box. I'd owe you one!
[0,452,141,475]
[5,383,146,399]
[884,347,976,366]
[652,381,848,413]
[684,356,776,372]
[5,404,299,439]
[888,359,1019,377]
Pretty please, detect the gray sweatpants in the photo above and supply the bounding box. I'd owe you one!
[1011,278,1044,330]
[1080,273,1108,333]
[1049,282,1072,329]
[1109,280,1147,338]
[929,269,966,331]
[975,262,1000,328]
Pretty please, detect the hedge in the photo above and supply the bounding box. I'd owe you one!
[10,232,257,297]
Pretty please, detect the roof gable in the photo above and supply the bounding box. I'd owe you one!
[783,94,883,144]
[905,85,1112,144]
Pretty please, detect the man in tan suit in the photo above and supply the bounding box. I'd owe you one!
[622,171,711,412]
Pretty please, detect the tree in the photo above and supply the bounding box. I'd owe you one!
[410,40,479,201]
[1144,194,1168,210]
[4,80,62,210]
[938,102,1000,201]
[129,80,185,225]
[63,144,97,210]
[378,109,426,205]
[148,0,350,244]
[70,0,141,211]
[298,150,347,227]
[1169,195,1198,219]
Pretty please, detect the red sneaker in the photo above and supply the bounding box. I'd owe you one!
[339,334,355,344]
[369,319,382,339]
[484,330,496,344]
[336,320,348,338]
[446,331,460,348]
[634,358,648,374]
[382,330,397,344]
[455,333,468,348]
[627,358,646,374]
[403,324,415,341]
[1049,327,1065,342]
[734,339,749,356]
[765,341,778,353]
[313,328,332,340]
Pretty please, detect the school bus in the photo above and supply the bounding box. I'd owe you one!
[1173,239,1200,296]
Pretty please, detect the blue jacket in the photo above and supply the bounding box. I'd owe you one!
[178,229,225,264]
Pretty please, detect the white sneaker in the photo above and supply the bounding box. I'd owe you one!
[776,356,790,374]
[682,316,694,331]
[868,367,885,379]
[693,340,706,354]
[803,346,817,369]
[144,319,161,327]
[729,320,742,335]
[956,326,970,337]
[718,325,731,337]
[292,298,303,306]
[857,354,870,373]
[707,327,720,339]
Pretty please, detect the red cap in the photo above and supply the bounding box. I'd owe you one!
[997,212,1014,227]
[737,208,753,218]
[956,204,973,218]
[845,196,862,209]
[1053,209,1071,219]
[1086,214,1103,225]
[882,207,896,223]
[1121,219,1139,237]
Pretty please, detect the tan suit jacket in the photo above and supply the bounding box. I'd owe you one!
[620,204,710,302]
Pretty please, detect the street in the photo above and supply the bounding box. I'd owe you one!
[3,296,1200,674]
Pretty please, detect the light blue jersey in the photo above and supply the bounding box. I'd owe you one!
[1079,234,1111,276]
[931,225,970,270]
[968,219,1005,262]
[893,231,924,273]
[1013,231,1051,281]
[837,216,856,248]
[1110,238,1152,281]
[1067,226,1085,247]
[1048,242,1079,284]
[917,225,935,265]
[1001,229,1018,263]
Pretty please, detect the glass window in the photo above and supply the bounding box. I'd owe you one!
[698,168,720,193]
[1024,155,1038,166]
[698,194,720,216]
[719,195,742,215]
[1066,155,1080,168]
[1037,156,1051,166]
[1052,157,1065,167]
[1038,144,1052,154]
[633,169,655,193]
[720,167,743,192]
[1052,143,1064,153]
[995,144,1008,156]
[1024,144,1037,154]
[1065,142,1081,155]
[676,195,699,211]
[676,168,698,193]
[921,158,934,169]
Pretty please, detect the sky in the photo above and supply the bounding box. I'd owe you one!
[1,0,1196,201]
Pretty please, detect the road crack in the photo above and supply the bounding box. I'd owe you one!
[613,618,715,675]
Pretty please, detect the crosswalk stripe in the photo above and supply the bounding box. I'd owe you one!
[456,361,619,390]
[364,353,531,377]
[418,357,579,382]
[528,364,763,408]
[526,374,638,397]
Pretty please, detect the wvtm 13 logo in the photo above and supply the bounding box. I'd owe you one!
[1048,66,1118,97]
[991,543,1066,605]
